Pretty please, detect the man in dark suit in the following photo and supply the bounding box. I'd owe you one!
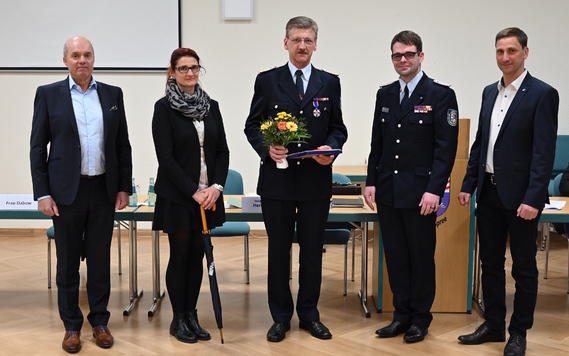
[30,36,132,353]
[457,28,558,356]
[244,16,347,342]
[363,30,458,343]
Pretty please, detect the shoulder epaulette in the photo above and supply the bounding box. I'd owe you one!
[259,66,277,74]
[433,79,452,87]
[321,69,339,77]
[379,80,398,89]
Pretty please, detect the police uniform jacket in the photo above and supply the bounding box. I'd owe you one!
[366,73,459,208]
[244,64,348,201]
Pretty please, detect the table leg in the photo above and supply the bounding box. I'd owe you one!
[358,221,371,317]
[149,230,165,316]
[124,220,143,316]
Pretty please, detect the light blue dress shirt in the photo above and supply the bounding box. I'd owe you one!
[69,76,105,176]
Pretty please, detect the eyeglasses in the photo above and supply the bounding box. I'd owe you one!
[391,51,420,61]
[289,38,315,46]
[175,65,201,74]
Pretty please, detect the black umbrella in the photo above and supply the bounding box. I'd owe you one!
[200,204,224,344]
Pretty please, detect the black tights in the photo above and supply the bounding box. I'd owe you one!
[166,230,205,313]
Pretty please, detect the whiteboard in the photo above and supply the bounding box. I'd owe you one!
[0,0,180,71]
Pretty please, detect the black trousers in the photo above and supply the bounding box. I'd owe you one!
[53,175,114,331]
[261,197,330,324]
[477,174,540,337]
[376,203,437,328]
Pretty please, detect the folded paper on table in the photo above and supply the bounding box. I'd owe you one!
[544,200,566,210]
[242,195,262,213]
[287,148,342,159]
[331,197,364,208]
[0,194,38,210]
[225,196,242,209]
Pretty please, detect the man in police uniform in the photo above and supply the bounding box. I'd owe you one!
[244,16,347,342]
[363,30,458,343]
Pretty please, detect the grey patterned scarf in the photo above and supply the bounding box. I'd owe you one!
[166,77,210,120]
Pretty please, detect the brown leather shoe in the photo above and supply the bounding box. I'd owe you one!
[62,330,81,353]
[92,325,114,348]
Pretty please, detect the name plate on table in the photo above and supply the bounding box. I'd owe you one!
[0,194,38,210]
[241,195,262,213]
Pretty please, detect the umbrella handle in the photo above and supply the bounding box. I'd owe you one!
[200,203,216,232]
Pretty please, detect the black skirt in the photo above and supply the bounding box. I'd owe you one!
[152,195,221,233]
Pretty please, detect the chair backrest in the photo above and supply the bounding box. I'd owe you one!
[552,172,563,197]
[225,169,244,194]
[332,172,351,185]
[552,135,569,179]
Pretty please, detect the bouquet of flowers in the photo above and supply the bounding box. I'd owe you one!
[260,111,311,169]
[260,111,311,148]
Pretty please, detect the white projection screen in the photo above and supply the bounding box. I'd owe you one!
[0,0,180,71]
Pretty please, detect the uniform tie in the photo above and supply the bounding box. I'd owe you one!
[295,69,304,100]
[400,84,409,108]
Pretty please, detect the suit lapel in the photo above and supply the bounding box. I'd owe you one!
[60,77,79,138]
[302,65,323,109]
[278,65,301,104]
[481,85,498,151]
[497,74,532,138]
[96,82,110,141]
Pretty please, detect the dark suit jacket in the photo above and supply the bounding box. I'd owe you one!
[30,77,132,205]
[152,96,229,220]
[365,73,459,208]
[461,72,559,210]
[244,64,348,200]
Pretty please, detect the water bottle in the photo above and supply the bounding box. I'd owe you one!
[148,177,156,207]
[129,177,138,207]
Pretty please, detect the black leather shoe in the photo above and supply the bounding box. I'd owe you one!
[504,334,526,356]
[170,312,197,343]
[299,321,332,340]
[187,310,211,341]
[458,323,506,345]
[375,320,410,338]
[403,324,428,343]
[267,322,290,342]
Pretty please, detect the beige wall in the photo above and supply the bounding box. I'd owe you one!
[1,0,567,227]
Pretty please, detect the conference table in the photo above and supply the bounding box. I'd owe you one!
[4,194,569,318]
[133,196,379,317]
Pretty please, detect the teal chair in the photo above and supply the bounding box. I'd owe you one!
[210,169,251,284]
[47,221,122,288]
[330,172,360,282]
[544,173,566,284]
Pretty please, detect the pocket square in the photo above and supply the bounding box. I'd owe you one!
[109,105,118,111]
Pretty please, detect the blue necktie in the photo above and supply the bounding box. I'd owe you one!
[295,70,304,100]
[400,84,409,108]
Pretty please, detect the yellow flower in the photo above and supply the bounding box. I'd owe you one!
[286,121,298,132]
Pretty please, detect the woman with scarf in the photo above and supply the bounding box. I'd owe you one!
[152,48,229,343]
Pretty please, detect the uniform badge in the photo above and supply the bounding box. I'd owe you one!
[382,107,389,113]
[313,98,328,117]
[447,109,458,126]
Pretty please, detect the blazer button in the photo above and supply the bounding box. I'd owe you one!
[396,139,400,143]
[300,110,303,114]
[419,120,423,124]
[395,155,399,159]
[394,170,398,174]
[397,124,401,128]
[274,105,278,109]
[298,143,301,147]
[381,118,385,123]
[297,161,300,165]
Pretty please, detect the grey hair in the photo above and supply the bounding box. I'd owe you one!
[285,16,318,40]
